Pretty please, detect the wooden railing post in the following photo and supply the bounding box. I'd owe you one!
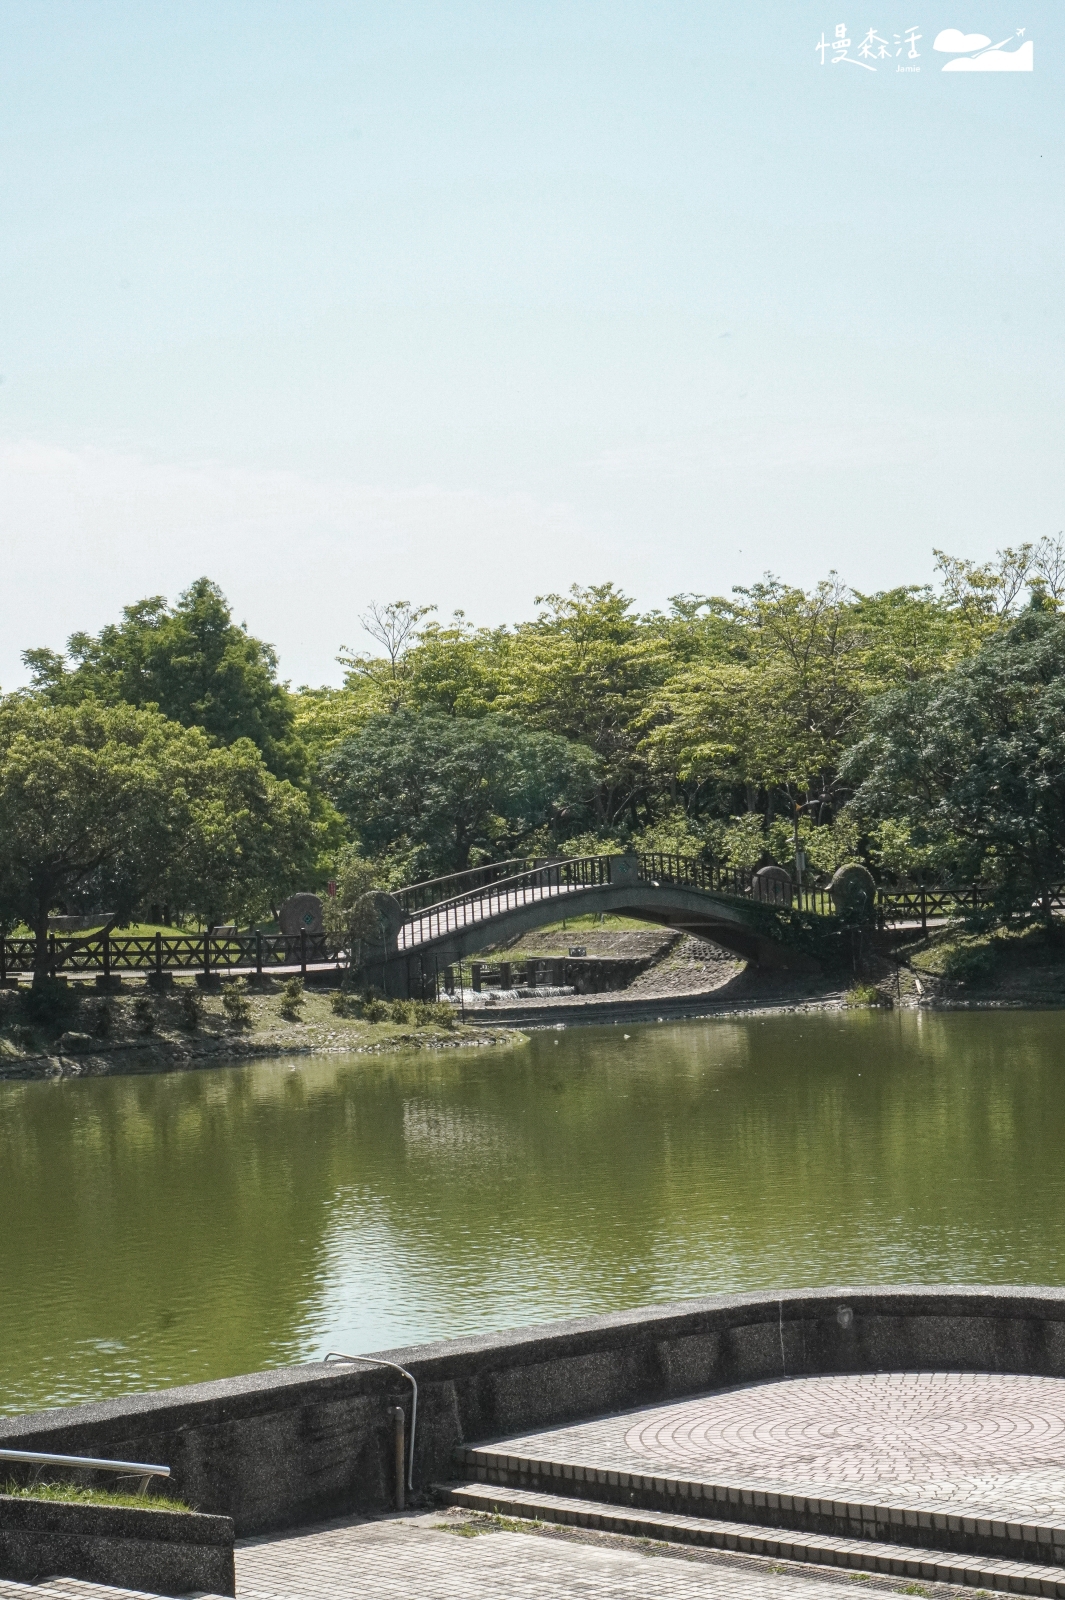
[256,931,263,979]
[48,933,57,979]
[203,932,211,981]
[154,931,163,979]
[920,888,927,935]
[102,928,111,982]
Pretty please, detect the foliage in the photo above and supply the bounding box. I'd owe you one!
[24,578,306,783]
[0,699,314,969]
[221,979,252,1028]
[176,989,201,1030]
[321,847,385,963]
[130,995,155,1034]
[941,944,996,986]
[278,977,304,1020]
[846,611,1065,927]
[323,711,598,876]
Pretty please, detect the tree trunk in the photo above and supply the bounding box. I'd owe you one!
[32,900,51,985]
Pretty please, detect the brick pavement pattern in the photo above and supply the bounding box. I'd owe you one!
[490,1371,1065,1524]
[236,1511,905,1600]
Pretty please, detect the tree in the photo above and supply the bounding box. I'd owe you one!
[496,584,668,826]
[23,578,306,782]
[0,699,314,973]
[845,608,1065,926]
[321,847,387,967]
[323,712,598,878]
[641,578,868,832]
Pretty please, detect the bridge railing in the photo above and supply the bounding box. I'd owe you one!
[398,856,614,948]
[392,859,537,915]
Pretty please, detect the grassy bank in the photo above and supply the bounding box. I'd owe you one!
[0,977,518,1080]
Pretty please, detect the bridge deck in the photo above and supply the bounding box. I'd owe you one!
[397,879,585,951]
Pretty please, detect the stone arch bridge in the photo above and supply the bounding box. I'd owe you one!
[359,854,818,999]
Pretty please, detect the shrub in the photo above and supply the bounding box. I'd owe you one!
[414,1000,457,1028]
[90,999,113,1038]
[278,977,305,1021]
[8,1022,36,1050]
[362,997,390,1023]
[942,944,995,986]
[389,999,417,1025]
[221,980,252,1028]
[329,989,361,1018]
[23,979,75,1024]
[176,989,201,1031]
[131,995,155,1035]
[844,983,890,1008]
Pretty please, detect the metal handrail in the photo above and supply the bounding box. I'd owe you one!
[0,1447,170,1494]
[324,1352,417,1491]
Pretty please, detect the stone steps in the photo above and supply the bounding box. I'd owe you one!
[441,1481,1065,1596]
[455,1443,1065,1569]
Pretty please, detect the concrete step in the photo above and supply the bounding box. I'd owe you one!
[441,1481,1065,1596]
[455,1442,1065,1569]
[0,1581,165,1600]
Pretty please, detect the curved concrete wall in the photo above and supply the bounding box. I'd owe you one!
[1,1287,1063,1535]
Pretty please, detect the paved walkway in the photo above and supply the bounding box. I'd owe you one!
[486,1371,1065,1524]
[237,1510,908,1599]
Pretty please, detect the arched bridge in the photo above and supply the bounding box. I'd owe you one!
[364,853,818,997]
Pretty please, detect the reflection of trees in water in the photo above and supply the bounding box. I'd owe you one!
[3,1013,1065,1414]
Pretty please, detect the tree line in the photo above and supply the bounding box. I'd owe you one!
[7,536,1065,944]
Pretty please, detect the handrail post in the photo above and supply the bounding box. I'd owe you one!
[0,936,6,985]
[920,888,927,935]
[154,930,163,979]
[256,931,263,979]
[203,931,211,981]
[392,1406,406,1511]
[49,932,57,979]
[102,928,111,982]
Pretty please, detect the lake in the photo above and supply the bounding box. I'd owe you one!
[2,1008,1064,1416]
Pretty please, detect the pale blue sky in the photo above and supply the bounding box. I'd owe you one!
[1,2,1060,686]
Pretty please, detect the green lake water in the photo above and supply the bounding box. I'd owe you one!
[3,1008,1065,1416]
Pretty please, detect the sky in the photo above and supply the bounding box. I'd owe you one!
[0,1,1061,688]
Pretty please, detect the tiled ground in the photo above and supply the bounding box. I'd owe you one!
[236,1511,907,1599]
[487,1371,1065,1523]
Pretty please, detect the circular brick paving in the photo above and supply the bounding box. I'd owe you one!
[623,1372,1065,1491]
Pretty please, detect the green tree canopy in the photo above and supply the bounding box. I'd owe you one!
[23,578,306,783]
[845,608,1065,924]
[0,698,314,968]
[323,712,598,878]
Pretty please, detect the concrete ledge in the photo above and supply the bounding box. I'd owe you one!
[0,1495,235,1597]
[2,1287,1065,1536]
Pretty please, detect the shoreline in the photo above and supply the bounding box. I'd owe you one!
[4,983,1060,1084]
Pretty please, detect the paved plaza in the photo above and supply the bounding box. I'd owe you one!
[237,1511,913,1600]
[482,1371,1065,1525]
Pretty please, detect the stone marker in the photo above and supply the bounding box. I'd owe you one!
[752,864,793,907]
[278,893,324,939]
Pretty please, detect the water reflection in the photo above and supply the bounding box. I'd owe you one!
[2,1010,1064,1414]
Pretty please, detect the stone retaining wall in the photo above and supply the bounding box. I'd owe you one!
[0,1496,234,1596]
[1,1287,1064,1536]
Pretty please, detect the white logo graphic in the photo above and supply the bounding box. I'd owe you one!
[816,22,921,69]
[933,27,1033,70]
